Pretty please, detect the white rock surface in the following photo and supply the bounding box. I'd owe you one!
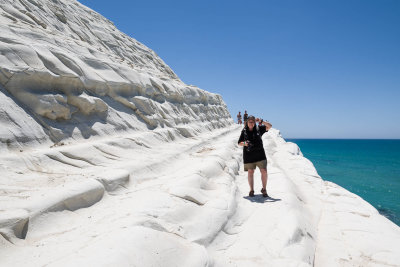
[0,0,231,150]
[1,125,399,266]
[1,0,399,266]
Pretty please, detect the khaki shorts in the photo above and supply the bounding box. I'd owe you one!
[244,159,267,171]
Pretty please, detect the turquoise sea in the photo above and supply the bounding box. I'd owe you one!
[287,139,400,227]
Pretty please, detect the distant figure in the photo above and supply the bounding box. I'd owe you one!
[243,110,248,124]
[238,116,272,197]
[237,111,242,124]
[258,118,264,127]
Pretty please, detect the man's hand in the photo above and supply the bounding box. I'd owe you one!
[253,117,272,129]
[239,141,248,147]
[263,121,272,130]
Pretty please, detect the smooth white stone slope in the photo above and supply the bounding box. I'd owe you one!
[209,129,400,267]
[266,129,400,267]
[1,0,399,266]
[0,124,242,266]
[1,126,399,266]
[0,0,231,151]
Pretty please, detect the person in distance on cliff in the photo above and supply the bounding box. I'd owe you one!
[237,111,242,124]
[238,116,272,197]
[243,110,248,124]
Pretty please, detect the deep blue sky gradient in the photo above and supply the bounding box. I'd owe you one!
[78,0,400,138]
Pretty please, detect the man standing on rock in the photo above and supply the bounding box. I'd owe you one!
[243,110,248,124]
[238,116,272,197]
[237,111,242,124]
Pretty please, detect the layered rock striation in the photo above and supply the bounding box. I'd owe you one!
[2,1,399,266]
[0,0,232,150]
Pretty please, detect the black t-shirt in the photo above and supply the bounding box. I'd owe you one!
[238,125,268,163]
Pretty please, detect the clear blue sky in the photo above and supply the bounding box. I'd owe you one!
[79,0,400,139]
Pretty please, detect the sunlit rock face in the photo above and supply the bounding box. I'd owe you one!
[0,0,232,150]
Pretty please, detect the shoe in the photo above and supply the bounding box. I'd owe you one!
[249,190,254,197]
[261,188,269,198]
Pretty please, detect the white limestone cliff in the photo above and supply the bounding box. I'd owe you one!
[1,0,400,266]
[0,0,231,151]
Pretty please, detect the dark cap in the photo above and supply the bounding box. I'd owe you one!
[247,115,255,121]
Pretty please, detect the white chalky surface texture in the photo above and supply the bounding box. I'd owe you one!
[0,0,399,266]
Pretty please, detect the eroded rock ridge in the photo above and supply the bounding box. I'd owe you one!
[0,0,232,150]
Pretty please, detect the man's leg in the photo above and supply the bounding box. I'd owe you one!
[260,168,267,190]
[248,169,255,191]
